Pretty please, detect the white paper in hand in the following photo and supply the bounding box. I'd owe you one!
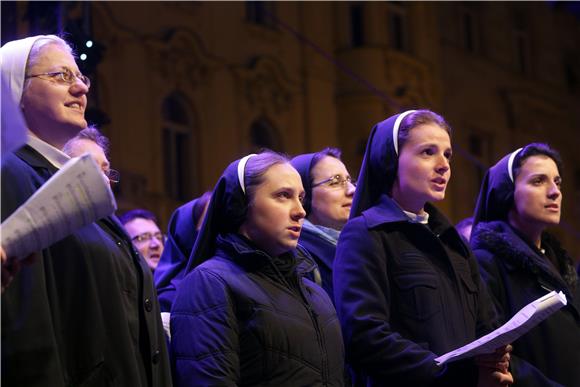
[435,290,567,365]
[0,154,117,259]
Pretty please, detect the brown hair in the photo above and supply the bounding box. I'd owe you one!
[398,110,452,152]
[244,150,291,204]
[513,143,563,180]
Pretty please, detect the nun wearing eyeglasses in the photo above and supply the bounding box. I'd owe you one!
[290,147,355,299]
[471,143,580,387]
[1,35,171,386]
[333,110,513,386]
[170,151,346,386]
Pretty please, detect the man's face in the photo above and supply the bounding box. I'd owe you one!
[124,218,164,271]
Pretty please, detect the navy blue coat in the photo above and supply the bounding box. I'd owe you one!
[334,195,494,386]
[171,233,345,386]
[154,198,200,313]
[472,221,580,387]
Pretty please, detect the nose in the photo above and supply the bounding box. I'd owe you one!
[436,154,450,175]
[547,181,561,200]
[150,237,161,249]
[291,199,307,221]
[346,181,356,196]
[70,77,89,96]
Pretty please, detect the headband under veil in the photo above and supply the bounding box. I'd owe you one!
[472,148,522,226]
[184,156,253,274]
[290,153,316,216]
[350,110,415,218]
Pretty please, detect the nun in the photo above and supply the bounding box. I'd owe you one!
[290,147,356,299]
[170,151,346,386]
[1,35,171,386]
[471,143,580,387]
[154,191,211,313]
[333,109,512,386]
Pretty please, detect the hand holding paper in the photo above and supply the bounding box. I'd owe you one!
[1,154,117,260]
[435,291,567,366]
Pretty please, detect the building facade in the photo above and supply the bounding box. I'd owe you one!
[3,1,579,258]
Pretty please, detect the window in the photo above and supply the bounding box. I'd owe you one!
[514,31,530,74]
[512,11,531,75]
[246,1,276,29]
[461,8,479,53]
[250,117,283,152]
[563,54,579,94]
[468,132,492,188]
[162,93,194,201]
[387,3,410,52]
[350,4,365,47]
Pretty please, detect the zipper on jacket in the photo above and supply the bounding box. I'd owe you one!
[260,249,331,385]
[297,278,329,386]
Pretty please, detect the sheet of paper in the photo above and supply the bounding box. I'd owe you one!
[435,290,567,365]
[1,154,117,259]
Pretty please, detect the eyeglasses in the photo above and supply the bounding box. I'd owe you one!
[312,174,356,189]
[104,169,120,184]
[131,232,165,244]
[25,67,91,88]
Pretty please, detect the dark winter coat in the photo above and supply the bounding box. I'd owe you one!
[169,155,345,386]
[171,232,345,386]
[334,111,496,386]
[154,198,201,313]
[334,196,493,386]
[1,146,172,387]
[472,221,580,387]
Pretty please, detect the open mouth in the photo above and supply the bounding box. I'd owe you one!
[65,101,84,111]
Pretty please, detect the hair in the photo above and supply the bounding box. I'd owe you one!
[512,143,563,180]
[24,36,74,88]
[244,150,291,204]
[398,110,452,152]
[309,147,342,182]
[119,209,159,225]
[63,126,111,157]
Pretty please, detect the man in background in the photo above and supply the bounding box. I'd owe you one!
[120,209,165,272]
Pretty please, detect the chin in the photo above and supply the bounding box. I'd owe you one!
[427,192,446,203]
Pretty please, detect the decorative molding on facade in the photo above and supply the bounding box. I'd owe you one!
[384,50,440,109]
[233,56,296,116]
[503,89,565,135]
[146,29,221,90]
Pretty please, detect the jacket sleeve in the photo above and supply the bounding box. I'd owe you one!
[333,217,465,385]
[475,249,564,387]
[170,266,239,386]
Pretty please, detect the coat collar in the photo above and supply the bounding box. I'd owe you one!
[214,233,316,278]
[471,221,577,297]
[362,194,454,235]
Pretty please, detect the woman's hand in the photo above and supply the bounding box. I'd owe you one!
[477,369,514,387]
[475,344,513,373]
[476,345,514,386]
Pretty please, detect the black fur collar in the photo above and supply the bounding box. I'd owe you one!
[471,221,577,293]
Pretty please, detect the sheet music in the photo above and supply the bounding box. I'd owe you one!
[435,290,567,365]
[1,154,117,259]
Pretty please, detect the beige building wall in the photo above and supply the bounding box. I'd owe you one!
[11,2,578,258]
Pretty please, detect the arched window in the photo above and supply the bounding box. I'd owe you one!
[249,117,283,152]
[162,93,195,201]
